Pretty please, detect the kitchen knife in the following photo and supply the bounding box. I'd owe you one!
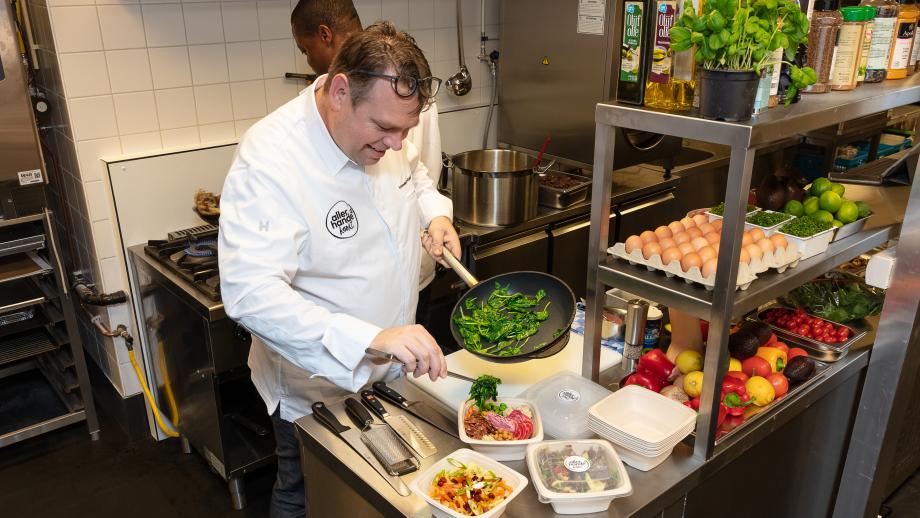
[360,390,437,458]
[311,401,411,496]
[364,347,477,383]
[371,381,460,439]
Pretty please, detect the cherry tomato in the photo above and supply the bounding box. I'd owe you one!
[766,373,790,397]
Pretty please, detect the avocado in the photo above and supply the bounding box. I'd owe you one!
[784,355,816,383]
[746,321,773,346]
[728,330,760,359]
[757,175,787,212]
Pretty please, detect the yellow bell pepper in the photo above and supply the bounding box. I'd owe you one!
[756,346,787,373]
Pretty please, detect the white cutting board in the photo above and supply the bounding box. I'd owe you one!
[410,332,621,410]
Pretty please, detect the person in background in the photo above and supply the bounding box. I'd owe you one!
[219,22,460,518]
[291,0,448,336]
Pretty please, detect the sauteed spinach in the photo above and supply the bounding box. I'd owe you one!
[454,283,551,356]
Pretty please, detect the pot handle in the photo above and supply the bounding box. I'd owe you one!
[441,247,479,288]
[533,159,556,175]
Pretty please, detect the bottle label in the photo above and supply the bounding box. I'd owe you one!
[831,23,864,87]
[911,26,920,67]
[649,0,677,83]
[620,2,644,83]
[770,47,784,95]
[890,22,916,70]
[859,23,873,80]
[868,17,896,70]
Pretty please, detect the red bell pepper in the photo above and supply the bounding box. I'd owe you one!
[623,371,666,393]
[683,398,727,428]
[637,349,675,382]
[684,397,701,411]
[721,377,753,417]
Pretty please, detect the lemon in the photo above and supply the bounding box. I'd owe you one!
[745,376,776,407]
[676,350,704,374]
[684,371,704,398]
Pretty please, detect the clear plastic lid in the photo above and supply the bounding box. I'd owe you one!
[519,371,612,439]
[528,440,629,496]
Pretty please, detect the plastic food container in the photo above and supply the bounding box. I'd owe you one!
[831,214,871,242]
[776,226,835,260]
[744,210,794,236]
[704,206,760,223]
[519,371,612,439]
[526,440,632,514]
[411,448,529,518]
[458,397,543,460]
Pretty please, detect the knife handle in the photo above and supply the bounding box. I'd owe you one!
[344,397,375,430]
[372,381,411,409]
[312,402,349,435]
[360,390,389,419]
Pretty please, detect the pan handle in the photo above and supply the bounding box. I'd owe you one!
[441,247,479,288]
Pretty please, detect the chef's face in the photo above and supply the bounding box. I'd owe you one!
[328,74,421,166]
[293,26,335,74]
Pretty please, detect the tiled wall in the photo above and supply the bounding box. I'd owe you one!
[24,0,500,398]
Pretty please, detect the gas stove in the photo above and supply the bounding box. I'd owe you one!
[144,224,221,301]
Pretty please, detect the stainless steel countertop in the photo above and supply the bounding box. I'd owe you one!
[295,349,869,517]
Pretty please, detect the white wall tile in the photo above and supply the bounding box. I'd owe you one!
[412,29,435,60]
[198,121,236,143]
[227,41,263,81]
[69,96,118,140]
[76,137,122,183]
[113,91,159,134]
[194,83,233,123]
[257,1,290,40]
[230,80,267,119]
[99,256,127,295]
[433,27,454,63]
[222,1,260,42]
[433,0,455,29]
[50,6,103,52]
[120,131,163,155]
[183,3,224,45]
[189,44,229,85]
[97,5,147,50]
[148,46,192,89]
[161,126,201,149]
[382,0,410,30]
[409,0,435,30]
[59,52,111,97]
[105,49,153,93]
[261,39,294,79]
[264,77,298,111]
[91,219,118,259]
[154,87,198,129]
[353,0,382,24]
[84,180,109,221]
[234,117,261,137]
[142,4,187,47]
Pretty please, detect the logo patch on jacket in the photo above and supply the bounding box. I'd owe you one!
[326,201,358,238]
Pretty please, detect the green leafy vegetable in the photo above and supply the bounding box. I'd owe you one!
[453,283,551,356]
[785,273,885,323]
[746,211,792,227]
[468,375,501,411]
[710,202,757,216]
[779,216,832,237]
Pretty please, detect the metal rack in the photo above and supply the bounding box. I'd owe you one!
[583,74,920,461]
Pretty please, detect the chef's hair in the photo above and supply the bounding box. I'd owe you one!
[290,0,361,36]
[326,21,432,112]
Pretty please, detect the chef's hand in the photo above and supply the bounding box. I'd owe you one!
[369,325,447,381]
[423,216,461,267]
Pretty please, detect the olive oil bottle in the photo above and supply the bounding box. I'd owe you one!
[644,0,678,109]
[669,0,700,110]
[617,0,651,104]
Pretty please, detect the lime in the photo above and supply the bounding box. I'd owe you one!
[837,200,859,224]
[803,197,820,215]
[810,177,832,196]
[856,201,872,219]
[812,210,834,224]
[819,191,843,213]
[830,182,845,197]
[832,219,844,228]
[783,199,804,216]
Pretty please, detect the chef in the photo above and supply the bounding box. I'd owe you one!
[291,0,447,330]
[219,22,459,518]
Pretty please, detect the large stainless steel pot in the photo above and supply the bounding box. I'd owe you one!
[450,149,538,227]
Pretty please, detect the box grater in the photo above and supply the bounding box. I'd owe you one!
[360,390,437,458]
[344,397,419,476]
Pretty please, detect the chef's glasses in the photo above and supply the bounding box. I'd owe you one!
[352,70,442,101]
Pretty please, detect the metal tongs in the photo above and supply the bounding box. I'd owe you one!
[365,348,476,383]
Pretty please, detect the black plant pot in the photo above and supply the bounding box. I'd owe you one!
[699,68,759,122]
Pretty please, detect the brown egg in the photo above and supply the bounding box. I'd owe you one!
[749,228,766,242]
[678,242,696,255]
[673,232,691,245]
[681,252,703,273]
[712,219,723,231]
[654,226,673,240]
[698,223,715,235]
[642,241,662,260]
[625,235,644,254]
[704,232,720,245]
[687,227,703,239]
[746,243,764,261]
[661,247,683,266]
[640,230,658,244]
[698,246,717,263]
[739,247,751,264]
[701,258,718,279]
[757,238,775,254]
[770,233,788,249]
[658,237,677,251]
[741,232,752,247]
[691,236,710,251]
[680,216,696,229]
[668,221,686,235]
[692,213,709,227]
[713,242,721,254]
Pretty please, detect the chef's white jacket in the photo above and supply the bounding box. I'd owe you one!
[219,76,453,422]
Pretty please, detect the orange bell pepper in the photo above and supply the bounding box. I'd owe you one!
[756,346,787,373]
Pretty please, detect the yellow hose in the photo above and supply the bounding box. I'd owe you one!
[157,341,180,426]
[129,349,180,438]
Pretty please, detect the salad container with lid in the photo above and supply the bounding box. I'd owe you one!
[526,440,632,514]
[459,397,543,461]
[519,371,611,439]
[411,448,529,518]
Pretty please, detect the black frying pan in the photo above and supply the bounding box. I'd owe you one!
[442,248,576,362]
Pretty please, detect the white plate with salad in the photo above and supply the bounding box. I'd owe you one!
[459,375,543,460]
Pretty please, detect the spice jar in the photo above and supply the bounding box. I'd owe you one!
[887,0,919,79]
[804,0,843,93]
[862,0,898,82]
[858,6,877,83]
[832,6,872,90]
